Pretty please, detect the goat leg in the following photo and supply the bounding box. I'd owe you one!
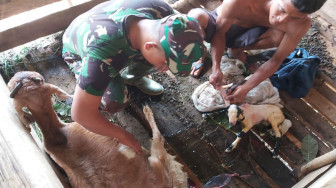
[269,119,282,157]
[272,137,281,157]
[226,131,246,152]
[143,105,169,183]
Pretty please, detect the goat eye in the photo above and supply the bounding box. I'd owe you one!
[31,77,42,83]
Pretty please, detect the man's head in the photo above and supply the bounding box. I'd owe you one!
[158,14,206,76]
[269,0,325,25]
[291,0,326,14]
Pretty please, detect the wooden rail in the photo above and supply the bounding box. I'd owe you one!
[0,0,107,52]
[0,76,68,187]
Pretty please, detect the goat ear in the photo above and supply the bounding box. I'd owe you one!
[237,107,242,115]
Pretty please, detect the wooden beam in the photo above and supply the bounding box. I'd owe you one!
[0,76,66,187]
[0,0,107,52]
[0,0,61,20]
[302,88,336,127]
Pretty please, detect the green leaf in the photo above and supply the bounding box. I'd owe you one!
[301,134,318,162]
[206,114,232,130]
[52,99,72,122]
[52,103,61,110]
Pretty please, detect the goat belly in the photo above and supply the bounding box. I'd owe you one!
[249,114,260,122]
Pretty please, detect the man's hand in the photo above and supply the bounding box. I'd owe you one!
[72,86,143,155]
[209,68,224,89]
[119,130,143,155]
[225,84,249,104]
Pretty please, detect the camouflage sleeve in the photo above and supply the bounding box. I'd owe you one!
[78,57,117,96]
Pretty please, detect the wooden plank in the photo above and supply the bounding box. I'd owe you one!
[0,0,61,20]
[255,130,301,169]
[0,76,65,187]
[313,75,336,105]
[283,108,331,155]
[318,73,336,90]
[248,157,280,188]
[0,0,107,52]
[314,0,336,27]
[280,91,336,150]
[250,141,296,188]
[303,88,336,127]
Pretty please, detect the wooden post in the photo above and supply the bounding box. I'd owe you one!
[0,76,66,187]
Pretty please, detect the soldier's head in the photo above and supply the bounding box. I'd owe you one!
[141,14,206,76]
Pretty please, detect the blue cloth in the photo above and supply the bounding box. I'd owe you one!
[270,48,320,98]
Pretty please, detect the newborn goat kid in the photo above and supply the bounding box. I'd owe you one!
[8,71,187,188]
[226,103,285,156]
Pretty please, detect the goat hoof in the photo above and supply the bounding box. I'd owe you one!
[272,151,279,158]
[225,145,233,152]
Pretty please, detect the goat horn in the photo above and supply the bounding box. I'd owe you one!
[9,82,23,98]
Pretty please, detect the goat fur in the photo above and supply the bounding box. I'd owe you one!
[226,103,287,156]
[8,71,187,188]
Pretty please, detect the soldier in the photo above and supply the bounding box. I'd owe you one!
[62,0,205,154]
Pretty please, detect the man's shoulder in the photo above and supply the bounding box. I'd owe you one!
[218,0,252,16]
[229,0,254,7]
[273,16,311,33]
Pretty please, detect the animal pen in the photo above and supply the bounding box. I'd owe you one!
[1,0,336,187]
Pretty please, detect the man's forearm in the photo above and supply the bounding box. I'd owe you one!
[210,35,226,71]
[244,58,281,91]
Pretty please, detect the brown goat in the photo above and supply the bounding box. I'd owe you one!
[8,71,187,188]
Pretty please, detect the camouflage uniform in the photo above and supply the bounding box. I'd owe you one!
[62,0,175,112]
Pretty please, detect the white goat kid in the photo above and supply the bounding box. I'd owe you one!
[8,71,187,188]
[226,103,285,156]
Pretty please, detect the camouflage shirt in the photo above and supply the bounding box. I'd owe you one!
[62,0,174,96]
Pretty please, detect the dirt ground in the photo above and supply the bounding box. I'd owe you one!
[0,11,336,188]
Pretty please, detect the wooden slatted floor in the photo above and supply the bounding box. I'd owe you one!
[1,0,335,187]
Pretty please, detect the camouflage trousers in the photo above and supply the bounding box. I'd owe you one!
[63,52,129,113]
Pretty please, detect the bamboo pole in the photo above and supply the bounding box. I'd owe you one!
[291,149,336,180]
